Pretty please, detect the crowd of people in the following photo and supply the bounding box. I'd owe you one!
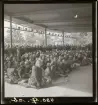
[4,44,92,89]
[4,44,92,55]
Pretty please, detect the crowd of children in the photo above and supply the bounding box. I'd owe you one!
[4,45,92,89]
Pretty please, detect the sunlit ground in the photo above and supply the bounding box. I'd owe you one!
[5,66,92,97]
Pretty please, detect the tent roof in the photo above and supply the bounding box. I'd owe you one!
[4,3,92,32]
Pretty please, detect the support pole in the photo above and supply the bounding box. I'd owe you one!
[45,28,47,46]
[62,31,64,46]
[10,16,12,48]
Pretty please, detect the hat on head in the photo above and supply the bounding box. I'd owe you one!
[25,60,29,64]
[35,59,43,67]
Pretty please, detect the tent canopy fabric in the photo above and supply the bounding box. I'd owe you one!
[4,3,92,32]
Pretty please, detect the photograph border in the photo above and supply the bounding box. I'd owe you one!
[1,0,97,104]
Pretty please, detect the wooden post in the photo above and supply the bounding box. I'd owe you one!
[45,28,47,46]
[62,31,64,46]
[10,16,12,48]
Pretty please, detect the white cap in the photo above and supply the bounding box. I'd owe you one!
[35,59,43,67]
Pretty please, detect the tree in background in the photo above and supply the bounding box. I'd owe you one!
[4,28,25,46]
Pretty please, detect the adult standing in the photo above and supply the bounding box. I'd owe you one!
[28,58,43,88]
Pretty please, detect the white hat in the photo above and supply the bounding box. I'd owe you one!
[25,60,29,64]
[35,59,43,67]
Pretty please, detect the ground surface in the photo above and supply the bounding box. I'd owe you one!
[5,65,92,97]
